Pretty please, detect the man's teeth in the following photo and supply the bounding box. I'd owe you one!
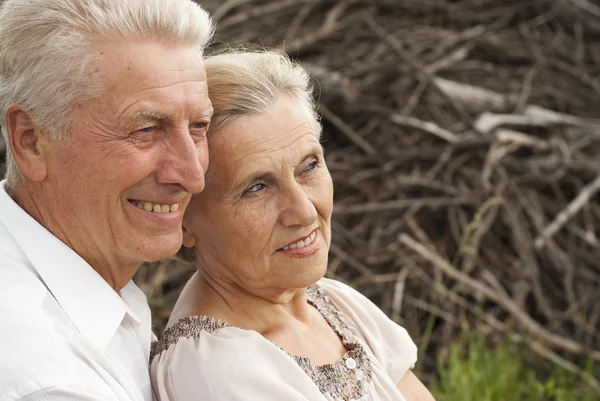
[134,202,180,213]
[282,231,317,251]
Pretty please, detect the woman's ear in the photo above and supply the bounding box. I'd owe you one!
[182,220,197,248]
[6,104,48,182]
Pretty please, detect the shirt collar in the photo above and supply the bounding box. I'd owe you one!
[0,180,143,350]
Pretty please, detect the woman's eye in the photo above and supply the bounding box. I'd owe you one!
[306,160,318,171]
[244,183,265,194]
[301,158,319,174]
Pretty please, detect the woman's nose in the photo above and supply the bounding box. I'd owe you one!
[279,185,318,227]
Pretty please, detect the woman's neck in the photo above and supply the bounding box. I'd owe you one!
[169,271,314,334]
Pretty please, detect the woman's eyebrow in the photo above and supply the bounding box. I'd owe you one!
[300,143,325,159]
[227,141,324,189]
[229,171,275,191]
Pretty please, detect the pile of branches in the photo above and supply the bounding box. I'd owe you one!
[137,0,600,389]
[168,0,597,388]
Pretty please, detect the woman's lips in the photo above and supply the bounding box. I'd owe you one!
[278,230,320,257]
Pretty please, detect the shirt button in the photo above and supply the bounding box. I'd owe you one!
[345,357,357,369]
[355,369,364,380]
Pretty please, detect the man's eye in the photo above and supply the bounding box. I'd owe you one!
[192,122,209,130]
[137,126,156,133]
[244,183,265,194]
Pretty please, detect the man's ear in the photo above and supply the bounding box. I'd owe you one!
[6,104,48,182]
[182,219,197,248]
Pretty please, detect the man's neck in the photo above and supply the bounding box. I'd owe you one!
[12,183,137,291]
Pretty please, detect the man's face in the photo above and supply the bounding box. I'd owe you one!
[42,41,212,271]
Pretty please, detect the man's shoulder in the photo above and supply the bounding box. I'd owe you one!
[0,302,85,400]
[0,279,101,400]
[0,211,61,312]
[0,239,50,314]
[0,242,81,392]
[0,217,26,261]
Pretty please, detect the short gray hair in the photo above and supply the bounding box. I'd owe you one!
[0,0,214,191]
[177,49,320,264]
[204,49,321,137]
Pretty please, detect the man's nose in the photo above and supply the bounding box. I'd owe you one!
[155,130,208,194]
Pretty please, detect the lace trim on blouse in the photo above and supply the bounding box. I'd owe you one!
[151,286,374,401]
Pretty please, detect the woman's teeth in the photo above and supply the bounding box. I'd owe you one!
[282,231,317,251]
[134,202,180,213]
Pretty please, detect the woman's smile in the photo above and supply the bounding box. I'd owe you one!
[277,229,320,257]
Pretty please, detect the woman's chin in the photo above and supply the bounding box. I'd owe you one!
[290,260,329,289]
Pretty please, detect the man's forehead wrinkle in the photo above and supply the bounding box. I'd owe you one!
[130,78,209,92]
[104,63,208,93]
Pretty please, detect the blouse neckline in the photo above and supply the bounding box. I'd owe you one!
[151,285,374,400]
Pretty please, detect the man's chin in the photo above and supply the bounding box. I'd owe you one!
[137,236,183,263]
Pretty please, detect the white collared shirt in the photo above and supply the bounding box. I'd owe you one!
[0,180,153,401]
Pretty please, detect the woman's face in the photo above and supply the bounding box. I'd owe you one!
[182,96,333,294]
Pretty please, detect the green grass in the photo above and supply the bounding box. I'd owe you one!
[431,336,599,401]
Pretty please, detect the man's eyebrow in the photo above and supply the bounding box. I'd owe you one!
[134,110,172,122]
[197,108,214,120]
[129,108,214,125]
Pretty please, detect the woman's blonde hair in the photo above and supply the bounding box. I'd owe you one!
[178,49,321,263]
[205,49,321,138]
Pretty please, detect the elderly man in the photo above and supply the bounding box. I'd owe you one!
[0,0,213,400]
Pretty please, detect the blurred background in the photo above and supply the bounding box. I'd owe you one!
[3,0,600,399]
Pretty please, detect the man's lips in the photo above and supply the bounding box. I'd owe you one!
[128,199,184,214]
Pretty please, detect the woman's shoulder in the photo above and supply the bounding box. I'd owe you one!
[150,315,327,401]
[150,316,275,389]
[150,314,303,371]
[150,315,232,360]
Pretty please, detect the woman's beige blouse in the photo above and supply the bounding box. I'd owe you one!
[150,278,418,401]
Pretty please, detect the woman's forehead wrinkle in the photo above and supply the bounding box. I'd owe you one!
[240,123,312,155]
[213,116,319,190]
[232,134,308,170]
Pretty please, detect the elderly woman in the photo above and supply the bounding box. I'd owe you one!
[150,50,436,401]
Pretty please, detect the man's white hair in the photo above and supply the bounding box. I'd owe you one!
[0,0,214,191]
